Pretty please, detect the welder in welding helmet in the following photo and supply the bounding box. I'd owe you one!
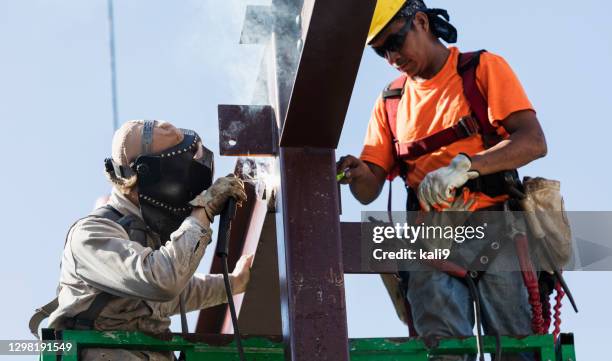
[37,120,252,352]
[105,119,247,240]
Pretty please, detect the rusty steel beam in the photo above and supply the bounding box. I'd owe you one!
[225,213,282,335]
[340,221,367,274]
[277,147,348,361]
[340,222,397,274]
[272,1,376,360]
[220,199,280,334]
[218,105,278,156]
[279,0,376,148]
[195,159,280,333]
[196,158,282,335]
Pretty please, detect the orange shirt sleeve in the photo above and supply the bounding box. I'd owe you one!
[476,52,535,127]
[359,96,395,173]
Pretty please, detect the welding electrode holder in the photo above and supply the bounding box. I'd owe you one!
[216,197,237,257]
[215,196,247,361]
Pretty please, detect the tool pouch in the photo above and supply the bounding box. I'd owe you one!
[519,177,572,271]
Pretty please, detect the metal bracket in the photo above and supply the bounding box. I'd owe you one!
[218,104,278,156]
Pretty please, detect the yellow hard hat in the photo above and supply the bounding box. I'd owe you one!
[367,0,407,44]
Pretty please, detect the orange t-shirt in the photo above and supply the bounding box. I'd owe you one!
[360,47,535,209]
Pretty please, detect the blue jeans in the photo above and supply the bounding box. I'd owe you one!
[402,215,536,361]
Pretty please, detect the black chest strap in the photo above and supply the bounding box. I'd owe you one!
[66,205,150,330]
[30,205,150,337]
[90,205,149,247]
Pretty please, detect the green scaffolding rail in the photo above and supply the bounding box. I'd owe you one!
[40,329,576,361]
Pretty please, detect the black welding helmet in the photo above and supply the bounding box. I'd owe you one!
[135,128,214,240]
[134,129,214,205]
[106,122,214,240]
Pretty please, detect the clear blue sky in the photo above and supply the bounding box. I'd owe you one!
[0,1,610,360]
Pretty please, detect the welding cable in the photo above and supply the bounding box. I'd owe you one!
[176,293,189,361]
[465,276,502,361]
[215,197,246,361]
[493,330,502,361]
[465,277,492,361]
[179,293,188,333]
[221,256,247,361]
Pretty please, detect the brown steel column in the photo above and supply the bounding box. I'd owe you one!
[277,147,347,360]
[272,1,376,360]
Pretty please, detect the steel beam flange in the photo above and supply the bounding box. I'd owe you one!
[218,104,279,156]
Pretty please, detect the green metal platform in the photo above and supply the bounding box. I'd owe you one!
[40,329,576,361]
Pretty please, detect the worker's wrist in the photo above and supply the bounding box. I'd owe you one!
[457,153,481,178]
[465,153,484,177]
[229,274,240,295]
[203,206,214,223]
[190,208,211,228]
[229,274,248,295]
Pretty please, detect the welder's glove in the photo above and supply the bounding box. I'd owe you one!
[190,175,247,220]
[417,154,479,211]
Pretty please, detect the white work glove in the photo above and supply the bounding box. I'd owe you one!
[230,254,254,294]
[190,175,247,221]
[417,154,479,211]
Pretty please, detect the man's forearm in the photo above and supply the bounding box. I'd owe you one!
[471,132,546,175]
[349,166,386,204]
[337,156,387,204]
[470,111,547,175]
[161,274,227,316]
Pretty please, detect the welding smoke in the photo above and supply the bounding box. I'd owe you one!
[178,0,271,105]
[178,0,304,197]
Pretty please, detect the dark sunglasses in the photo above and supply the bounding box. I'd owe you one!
[372,18,413,58]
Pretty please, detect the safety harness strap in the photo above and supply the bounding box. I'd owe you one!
[29,298,59,338]
[382,75,408,151]
[382,50,514,199]
[395,115,480,161]
[63,292,117,330]
[381,75,408,182]
[457,51,502,148]
[29,205,146,338]
[381,87,404,99]
[92,203,123,219]
[383,51,499,164]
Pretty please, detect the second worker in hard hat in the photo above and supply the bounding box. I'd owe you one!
[338,1,547,360]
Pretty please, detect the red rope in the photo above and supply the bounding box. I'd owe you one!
[514,234,545,334]
[553,280,565,340]
[526,274,545,334]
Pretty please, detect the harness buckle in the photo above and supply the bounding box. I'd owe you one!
[457,116,479,137]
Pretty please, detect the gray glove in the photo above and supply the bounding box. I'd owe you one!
[190,175,247,221]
